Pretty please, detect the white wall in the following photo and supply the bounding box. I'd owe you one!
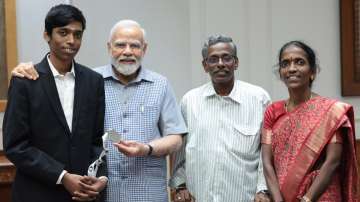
[1,0,360,150]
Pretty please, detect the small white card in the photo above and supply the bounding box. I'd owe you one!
[105,129,122,143]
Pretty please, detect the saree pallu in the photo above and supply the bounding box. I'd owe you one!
[262,96,358,202]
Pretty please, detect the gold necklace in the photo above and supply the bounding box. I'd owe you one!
[285,93,313,112]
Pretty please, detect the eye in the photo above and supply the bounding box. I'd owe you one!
[58,30,67,36]
[73,31,83,39]
[222,55,234,63]
[295,58,306,66]
[207,56,219,64]
[280,60,289,68]
[130,43,141,50]
[114,42,126,49]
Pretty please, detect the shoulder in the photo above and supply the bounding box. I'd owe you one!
[143,68,168,83]
[235,80,271,103]
[75,63,103,80]
[266,100,286,112]
[182,82,211,101]
[93,65,109,76]
[237,80,269,96]
[320,96,353,111]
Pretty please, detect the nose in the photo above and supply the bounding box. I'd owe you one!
[123,44,133,56]
[288,62,297,72]
[217,58,225,66]
[67,34,75,44]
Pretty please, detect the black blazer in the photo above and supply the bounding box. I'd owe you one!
[3,56,105,202]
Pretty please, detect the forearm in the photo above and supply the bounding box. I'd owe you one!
[149,134,183,157]
[262,144,283,202]
[263,163,283,202]
[169,141,187,188]
[303,143,342,201]
[303,157,341,200]
[5,144,64,184]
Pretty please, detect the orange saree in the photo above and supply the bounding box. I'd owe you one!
[262,96,358,202]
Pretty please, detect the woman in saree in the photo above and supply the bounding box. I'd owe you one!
[261,41,358,202]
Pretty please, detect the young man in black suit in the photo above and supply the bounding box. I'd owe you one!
[3,4,107,202]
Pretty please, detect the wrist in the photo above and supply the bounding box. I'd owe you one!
[300,195,312,202]
[257,190,269,195]
[146,144,153,156]
[175,184,187,192]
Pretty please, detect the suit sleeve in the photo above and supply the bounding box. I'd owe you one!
[91,76,106,177]
[3,78,64,185]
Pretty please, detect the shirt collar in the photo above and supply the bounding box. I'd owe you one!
[47,54,75,77]
[102,64,154,83]
[202,81,243,104]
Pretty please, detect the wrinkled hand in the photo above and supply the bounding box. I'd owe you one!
[12,62,38,80]
[62,173,97,201]
[174,189,194,202]
[254,192,271,202]
[72,176,107,201]
[113,140,149,157]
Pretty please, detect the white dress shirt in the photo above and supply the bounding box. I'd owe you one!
[47,55,75,184]
[170,80,270,202]
[47,55,75,132]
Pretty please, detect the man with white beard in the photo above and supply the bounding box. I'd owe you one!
[11,19,187,202]
[95,20,187,201]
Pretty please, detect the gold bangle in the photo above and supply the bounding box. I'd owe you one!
[301,196,312,202]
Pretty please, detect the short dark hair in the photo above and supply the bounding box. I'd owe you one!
[202,35,237,59]
[45,4,86,36]
[278,40,319,87]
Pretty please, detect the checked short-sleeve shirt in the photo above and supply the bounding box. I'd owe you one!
[95,65,187,202]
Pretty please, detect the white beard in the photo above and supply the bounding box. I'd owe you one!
[111,57,141,76]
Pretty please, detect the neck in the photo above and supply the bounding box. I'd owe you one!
[49,54,72,75]
[287,87,312,109]
[112,66,139,85]
[213,80,234,96]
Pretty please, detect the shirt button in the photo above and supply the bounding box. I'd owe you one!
[123,129,127,133]
[123,113,127,118]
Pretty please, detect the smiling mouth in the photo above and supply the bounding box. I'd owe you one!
[286,75,300,80]
[214,70,229,75]
[119,59,136,63]
[63,48,77,53]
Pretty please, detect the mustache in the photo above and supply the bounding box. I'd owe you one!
[213,68,229,74]
[117,56,137,61]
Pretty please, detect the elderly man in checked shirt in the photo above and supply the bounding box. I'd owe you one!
[11,19,187,202]
[169,35,271,202]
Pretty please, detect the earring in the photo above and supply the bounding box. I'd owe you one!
[310,75,314,81]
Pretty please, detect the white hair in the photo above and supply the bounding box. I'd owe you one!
[108,19,146,42]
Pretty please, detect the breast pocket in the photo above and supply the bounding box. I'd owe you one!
[140,105,159,138]
[231,125,260,154]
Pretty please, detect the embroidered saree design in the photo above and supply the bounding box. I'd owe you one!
[262,96,358,202]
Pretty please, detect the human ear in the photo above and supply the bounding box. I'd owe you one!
[43,31,50,43]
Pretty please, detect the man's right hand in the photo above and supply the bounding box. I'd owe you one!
[12,62,39,80]
[174,188,194,202]
[62,173,98,201]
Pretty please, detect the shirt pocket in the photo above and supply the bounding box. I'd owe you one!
[140,105,159,138]
[231,125,260,154]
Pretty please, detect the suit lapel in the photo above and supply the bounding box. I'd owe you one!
[37,56,72,135]
[71,63,83,135]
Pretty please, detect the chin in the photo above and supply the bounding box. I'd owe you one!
[212,78,233,85]
[285,83,308,90]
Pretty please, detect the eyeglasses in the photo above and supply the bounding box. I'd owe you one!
[206,55,235,65]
